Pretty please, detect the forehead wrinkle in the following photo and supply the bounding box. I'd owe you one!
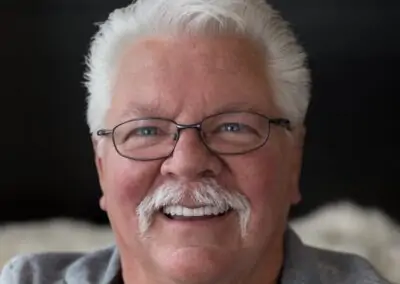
[111,36,275,125]
[119,36,267,85]
[211,101,271,115]
[118,102,173,121]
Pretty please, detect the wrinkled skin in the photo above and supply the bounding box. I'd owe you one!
[94,36,304,284]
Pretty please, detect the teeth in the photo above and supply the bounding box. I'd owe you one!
[162,205,229,217]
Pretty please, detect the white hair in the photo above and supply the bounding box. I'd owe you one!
[84,0,311,134]
[136,178,250,237]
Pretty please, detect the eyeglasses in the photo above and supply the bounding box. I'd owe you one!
[97,111,291,161]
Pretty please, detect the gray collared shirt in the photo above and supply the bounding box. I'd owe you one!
[0,228,391,284]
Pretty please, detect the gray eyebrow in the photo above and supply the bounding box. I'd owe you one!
[211,102,267,115]
[118,101,269,121]
[119,103,170,120]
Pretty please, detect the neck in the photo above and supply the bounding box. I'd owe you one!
[120,236,284,284]
[230,232,284,284]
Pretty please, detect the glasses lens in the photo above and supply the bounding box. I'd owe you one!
[113,119,176,160]
[201,112,270,154]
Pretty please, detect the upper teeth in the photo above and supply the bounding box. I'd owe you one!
[162,205,229,217]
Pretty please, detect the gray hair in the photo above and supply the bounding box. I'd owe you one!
[84,0,311,134]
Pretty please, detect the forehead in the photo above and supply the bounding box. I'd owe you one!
[110,35,276,121]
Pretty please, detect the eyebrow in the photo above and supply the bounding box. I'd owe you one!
[118,101,269,121]
[211,102,267,115]
[119,103,170,120]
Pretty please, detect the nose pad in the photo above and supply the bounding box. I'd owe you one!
[161,126,222,179]
[172,126,205,152]
[173,123,202,143]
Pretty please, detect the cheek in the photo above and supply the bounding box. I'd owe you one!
[100,153,162,247]
[102,153,159,208]
[226,146,292,222]
[231,150,287,198]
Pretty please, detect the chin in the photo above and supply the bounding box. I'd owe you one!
[155,246,235,282]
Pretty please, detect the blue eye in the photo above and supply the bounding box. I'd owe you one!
[221,123,244,132]
[134,127,159,136]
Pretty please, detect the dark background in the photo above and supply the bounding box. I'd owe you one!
[1,0,399,225]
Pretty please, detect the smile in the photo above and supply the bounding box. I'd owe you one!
[161,205,232,220]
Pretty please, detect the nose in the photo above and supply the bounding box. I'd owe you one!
[160,128,222,181]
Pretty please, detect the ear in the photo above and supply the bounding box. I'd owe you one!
[92,136,108,211]
[289,126,306,205]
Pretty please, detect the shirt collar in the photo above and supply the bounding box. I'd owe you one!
[280,227,321,284]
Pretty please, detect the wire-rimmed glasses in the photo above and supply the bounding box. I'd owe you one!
[97,111,291,161]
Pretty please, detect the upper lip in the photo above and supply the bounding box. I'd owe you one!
[160,196,216,209]
[160,204,215,209]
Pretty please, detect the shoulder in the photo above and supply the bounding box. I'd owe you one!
[309,245,391,284]
[283,228,391,284]
[0,252,83,284]
[0,246,118,284]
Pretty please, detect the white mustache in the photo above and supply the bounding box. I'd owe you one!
[136,178,251,237]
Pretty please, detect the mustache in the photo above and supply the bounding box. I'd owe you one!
[136,178,251,237]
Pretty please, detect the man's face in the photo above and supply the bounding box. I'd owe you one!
[95,36,303,282]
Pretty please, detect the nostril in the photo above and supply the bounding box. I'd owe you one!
[201,169,216,178]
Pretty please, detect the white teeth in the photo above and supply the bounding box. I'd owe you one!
[212,207,221,215]
[162,205,229,217]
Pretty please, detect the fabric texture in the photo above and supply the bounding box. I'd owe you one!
[0,228,390,284]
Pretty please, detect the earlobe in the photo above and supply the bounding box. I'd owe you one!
[95,156,108,211]
[291,186,302,205]
[289,160,302,205]
[92,137,107,211]
[289,126,305,205]
[92,136,106,181]
[92,137,104,179]
[99,195,107,211]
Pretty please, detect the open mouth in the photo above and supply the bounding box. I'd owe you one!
[160,205,232,221]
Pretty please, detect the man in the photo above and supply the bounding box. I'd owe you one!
[0,0,390,283]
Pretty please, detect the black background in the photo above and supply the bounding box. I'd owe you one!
[1,0,399,225]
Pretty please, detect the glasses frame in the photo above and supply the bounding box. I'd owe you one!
[96,111,291,161]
